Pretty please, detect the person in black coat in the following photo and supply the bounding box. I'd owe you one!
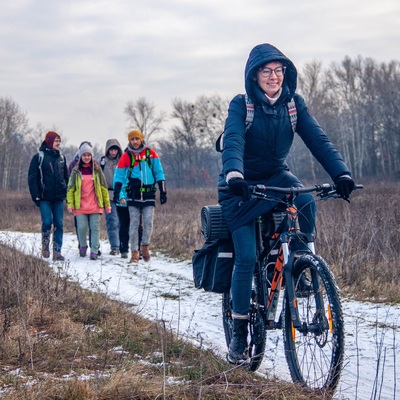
[218,43,355,365]
[28,131,69,261]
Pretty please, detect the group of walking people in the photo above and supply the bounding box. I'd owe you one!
[28,129,167,263]
[28,41,357,367]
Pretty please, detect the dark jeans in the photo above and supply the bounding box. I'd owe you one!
[230,176,316,316]
[117,206,130,253]
[39,200,64,253]
[117,205,142,253]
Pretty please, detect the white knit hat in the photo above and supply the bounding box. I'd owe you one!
[79,142,94,158]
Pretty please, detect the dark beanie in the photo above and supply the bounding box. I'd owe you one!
[45,131,60,149]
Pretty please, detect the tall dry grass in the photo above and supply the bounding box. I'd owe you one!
[0,190,326,399]
[1,185,399,301]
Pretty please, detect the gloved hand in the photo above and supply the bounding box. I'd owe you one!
[113,182,122,203]
[228,178,251,202]
[335,174,355,200]
[160,192,167,205]
[157,180,167,204]
[35,199,40,207]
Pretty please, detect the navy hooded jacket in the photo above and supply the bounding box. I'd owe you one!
[28,141,69,203]
[218,43,351,231]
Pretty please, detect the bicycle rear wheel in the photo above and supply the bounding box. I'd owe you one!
[282,254,344,394]
[222,288,266,371]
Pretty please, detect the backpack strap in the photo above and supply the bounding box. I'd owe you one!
[129,148,156,181]
[287,98,297,133]
[244,93,254,129]
[38,151,44,194]
[216,95,297,152]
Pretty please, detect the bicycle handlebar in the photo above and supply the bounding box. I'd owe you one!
[218,183,363,198]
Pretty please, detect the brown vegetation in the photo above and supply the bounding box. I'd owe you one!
[0,184,398,398]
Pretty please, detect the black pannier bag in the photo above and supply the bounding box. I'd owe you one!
[192,239,234,293]
[192,204,234,293]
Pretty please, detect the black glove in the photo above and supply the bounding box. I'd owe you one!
[35,199,41,207]
[335,175,355,200]
[228,178,251,202]
[113,182,122,203]
[157,180,167,204]
[160,192,167,205]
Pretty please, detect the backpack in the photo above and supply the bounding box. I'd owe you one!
[215,94,297,152]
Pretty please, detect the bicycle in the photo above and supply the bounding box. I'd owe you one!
[218,183,363,394]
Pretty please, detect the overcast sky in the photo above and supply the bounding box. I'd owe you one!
[1,0,399,149]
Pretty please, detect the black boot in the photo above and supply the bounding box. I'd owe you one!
[227,318,249,364]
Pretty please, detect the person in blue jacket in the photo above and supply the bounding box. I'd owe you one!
[218,43,355,364]
[113,130,167,263]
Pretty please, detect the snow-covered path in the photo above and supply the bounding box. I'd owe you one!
[1,231,399,400]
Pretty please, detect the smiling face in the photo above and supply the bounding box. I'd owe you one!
[256,61,285,98]
[81,153,92,163]
[52,136,61,150]
[129,137,142,150]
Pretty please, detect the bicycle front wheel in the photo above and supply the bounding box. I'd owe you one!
[282,254,344,394]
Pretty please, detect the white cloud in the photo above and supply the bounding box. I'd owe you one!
[0,0,399,149]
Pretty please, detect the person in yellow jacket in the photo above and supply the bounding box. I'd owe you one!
[67,142,111,260]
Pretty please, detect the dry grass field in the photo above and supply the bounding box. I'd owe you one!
[0,184,398,399]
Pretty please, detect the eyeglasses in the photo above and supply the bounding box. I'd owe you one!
[258,66,286,78]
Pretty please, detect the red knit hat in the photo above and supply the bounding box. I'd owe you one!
[45,131,60,149]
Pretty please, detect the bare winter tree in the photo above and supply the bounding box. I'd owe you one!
[124,97,167,144]
[160,95,227,187]
[0,97,30,190]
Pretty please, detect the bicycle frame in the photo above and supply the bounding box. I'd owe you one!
[252,193,323,332]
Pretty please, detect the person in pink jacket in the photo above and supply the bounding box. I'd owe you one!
[66,142,111,260]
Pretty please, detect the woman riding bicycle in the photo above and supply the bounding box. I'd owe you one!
[218,43,355,364]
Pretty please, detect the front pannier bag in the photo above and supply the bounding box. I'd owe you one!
[192,239,234,293]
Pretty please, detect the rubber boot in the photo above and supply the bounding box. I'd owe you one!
[227,318,249,364]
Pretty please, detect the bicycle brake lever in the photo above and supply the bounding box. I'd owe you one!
[319,190,338,199]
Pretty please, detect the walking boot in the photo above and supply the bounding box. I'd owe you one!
[41,232,50,258]
[141,245,150,262]
[227,318,249,365]
[53,252,65,261]
[79,246,88,257]
[129,251,140,263]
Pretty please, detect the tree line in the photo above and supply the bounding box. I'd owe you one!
[1,55,399,191]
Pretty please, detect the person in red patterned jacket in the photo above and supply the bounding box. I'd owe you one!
[113,130,167,263]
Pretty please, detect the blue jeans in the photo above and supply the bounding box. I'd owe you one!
[230,191,316,316]
[39,200,64,253]
[128,206,154,251]
[105,201,119,249]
